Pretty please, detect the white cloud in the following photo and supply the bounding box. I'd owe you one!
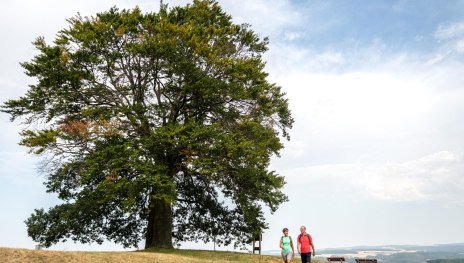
[219,0,302,38]
[414,35,424,42]
[455,39,464,53]
[284,31,303,41]
[279,71,435,136]
[357,151,464,202]
[433,21,464,53]
[424,51,451,66]
[265,37,464,203]
[281,151,464,202]
[434,21,464,40]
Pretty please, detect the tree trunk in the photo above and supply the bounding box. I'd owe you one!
[145,198,173,249]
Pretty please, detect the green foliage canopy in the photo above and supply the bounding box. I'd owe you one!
[2,0,293,249]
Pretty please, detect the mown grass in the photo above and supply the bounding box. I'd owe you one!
[0,247,324,263]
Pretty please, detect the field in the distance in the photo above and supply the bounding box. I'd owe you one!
[0,247,324,263]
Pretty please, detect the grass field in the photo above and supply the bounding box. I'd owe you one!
[0,247,324,263]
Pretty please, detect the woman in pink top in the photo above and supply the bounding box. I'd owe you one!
[297,226,315,263]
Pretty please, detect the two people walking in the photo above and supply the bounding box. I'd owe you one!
[279,226,315,263]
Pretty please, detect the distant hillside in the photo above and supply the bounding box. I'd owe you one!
[288,243,464,263]
[428,260,464,263]
[0,247,324,263]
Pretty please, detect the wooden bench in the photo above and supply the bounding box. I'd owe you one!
[327,257,345,262]
[355,259,377,263]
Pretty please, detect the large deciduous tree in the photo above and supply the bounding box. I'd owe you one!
[2,0,293,249]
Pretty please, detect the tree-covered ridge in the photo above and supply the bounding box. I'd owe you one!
[428,260,464,263]
[2,0,293,249]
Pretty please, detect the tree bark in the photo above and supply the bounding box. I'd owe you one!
[145,198,173,249]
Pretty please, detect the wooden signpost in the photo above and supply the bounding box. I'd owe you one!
[252,233,262,255]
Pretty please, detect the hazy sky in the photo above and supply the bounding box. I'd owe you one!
[1,0,464,252]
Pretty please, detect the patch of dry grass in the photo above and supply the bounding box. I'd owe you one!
[0,247,324,263]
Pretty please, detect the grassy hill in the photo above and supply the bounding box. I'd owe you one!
[0,247,324,263]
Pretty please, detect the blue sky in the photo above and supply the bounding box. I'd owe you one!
[1,0,464,252]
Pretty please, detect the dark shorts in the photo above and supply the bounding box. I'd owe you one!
[301,252,311,263]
